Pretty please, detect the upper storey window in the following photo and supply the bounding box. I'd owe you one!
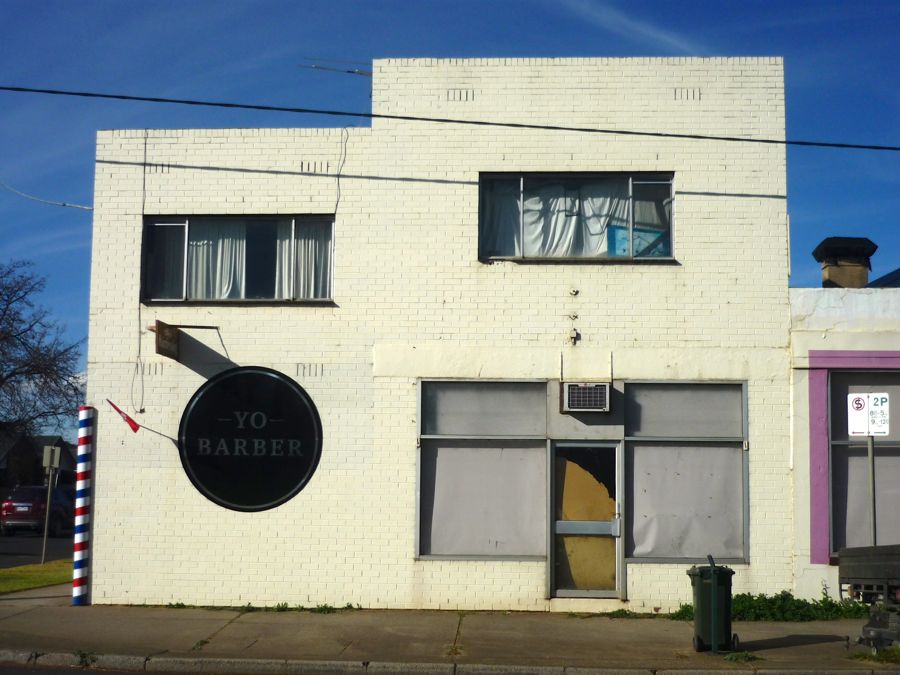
[142,216,333,302]
[479,173,672,261]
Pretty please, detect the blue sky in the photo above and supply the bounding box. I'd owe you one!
[1,0,898,359]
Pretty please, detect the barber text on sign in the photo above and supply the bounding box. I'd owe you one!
[847,393,890,436]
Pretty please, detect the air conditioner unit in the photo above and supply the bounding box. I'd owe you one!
[561,382,611,413]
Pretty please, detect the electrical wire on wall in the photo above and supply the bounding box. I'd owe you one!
[334,127,349,215]
[130,129,148,415]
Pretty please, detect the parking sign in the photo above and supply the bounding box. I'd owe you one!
[847,393,890,436]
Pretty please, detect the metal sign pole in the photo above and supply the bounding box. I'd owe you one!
[848,394,887,548]
[867,434,876,547]
[40,445,61,565]
[40,467,55,565]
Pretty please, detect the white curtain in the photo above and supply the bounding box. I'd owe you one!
[582,180,629,256]
[295,220,332,299]
[523,183,577,256]
[274,219,293,299]
[187,219,245,299]
[482,177,670,259]
[522,178,628,258]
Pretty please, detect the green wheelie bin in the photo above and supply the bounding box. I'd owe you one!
[687,556,739,652]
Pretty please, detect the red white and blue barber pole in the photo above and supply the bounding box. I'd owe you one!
[73,406,94,605]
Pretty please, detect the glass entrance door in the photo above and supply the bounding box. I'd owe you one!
[552,443,623,597]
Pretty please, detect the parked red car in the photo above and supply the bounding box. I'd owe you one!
[0,486,74,537]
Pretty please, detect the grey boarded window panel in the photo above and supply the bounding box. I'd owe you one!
[831,446,900,550]
[421,381,547,437]
[419,440,547,556]
[626,442,744,558]
[830,372,900,442]
[624,383,743,438]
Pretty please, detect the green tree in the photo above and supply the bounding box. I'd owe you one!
[0,260,83,435]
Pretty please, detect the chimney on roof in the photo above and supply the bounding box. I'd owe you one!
[812,237,878,288]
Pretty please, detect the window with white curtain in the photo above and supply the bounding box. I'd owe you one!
[479,173,673,260]
[142,216,333,301]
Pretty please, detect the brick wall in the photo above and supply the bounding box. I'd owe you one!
[87,57,791,610]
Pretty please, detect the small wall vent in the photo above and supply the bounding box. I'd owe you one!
[561,382,611,413]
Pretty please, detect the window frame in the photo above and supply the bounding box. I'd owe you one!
[622,380,750,565]
[478,172,676,263]
[141,215,335,304]
[826,369,900,555]
[550,440,625,599]
[416,379,549,561]
[414,379,749,565]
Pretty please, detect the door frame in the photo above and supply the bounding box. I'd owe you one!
[549,441,626,599]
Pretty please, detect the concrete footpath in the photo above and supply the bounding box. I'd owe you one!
[0,585,895,674]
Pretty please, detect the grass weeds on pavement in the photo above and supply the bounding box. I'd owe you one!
[670,589,868,622]
[725,651,760,662]
[0,559,71,594]
[851,646,900,664]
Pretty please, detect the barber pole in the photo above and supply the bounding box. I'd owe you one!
[73,406,94,605]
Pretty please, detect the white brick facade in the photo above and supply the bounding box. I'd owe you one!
[790,289,900,600]
[86,58,790,610]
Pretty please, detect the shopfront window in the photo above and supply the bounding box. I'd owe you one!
[418,381,547,558]
[624,383,748,561]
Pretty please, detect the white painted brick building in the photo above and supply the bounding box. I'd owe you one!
[86,57,791,611]
[790,288,900,600]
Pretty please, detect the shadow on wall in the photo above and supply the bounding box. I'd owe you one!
[178,330,237,380]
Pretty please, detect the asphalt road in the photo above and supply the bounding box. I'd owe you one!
[0,532,72,569]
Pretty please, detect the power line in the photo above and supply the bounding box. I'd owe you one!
[298,64,372,77]
[0,178,92,210]
[1,85,898,153]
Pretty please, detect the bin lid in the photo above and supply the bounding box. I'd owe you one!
[687,565,735,579]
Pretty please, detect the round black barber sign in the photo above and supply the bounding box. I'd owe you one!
[178,366,323,511]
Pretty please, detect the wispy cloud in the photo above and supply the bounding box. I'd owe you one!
[555,0,707,55]
[0,223,91,259]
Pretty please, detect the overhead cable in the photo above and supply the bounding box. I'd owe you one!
[298,64,372,76]
[0,85,898,153]
[0,178,93,210]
